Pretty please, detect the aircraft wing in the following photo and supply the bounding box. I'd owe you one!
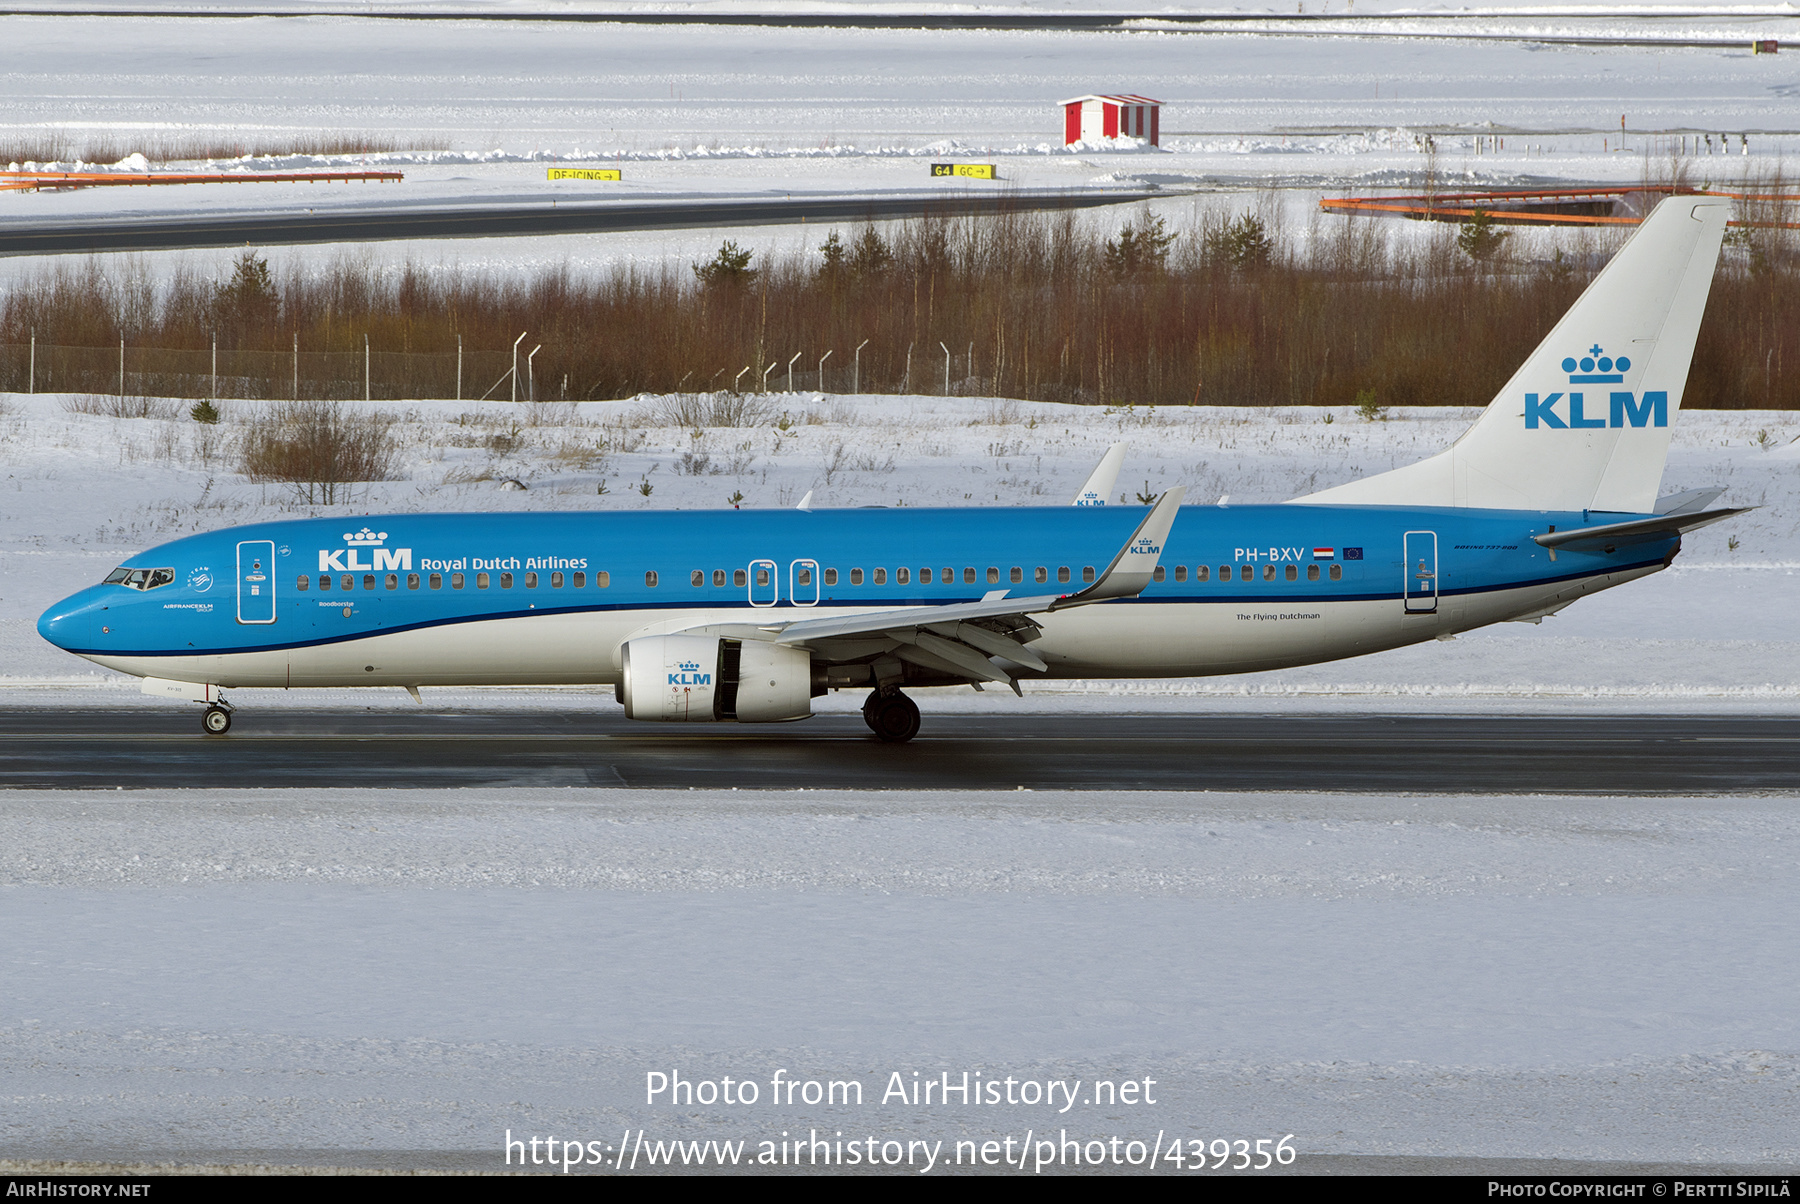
[671,488,1185,690]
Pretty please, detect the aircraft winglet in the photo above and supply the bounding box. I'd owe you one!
[1072,442,1127,506]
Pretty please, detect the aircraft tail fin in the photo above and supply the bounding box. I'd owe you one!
[1293,196,1731,513]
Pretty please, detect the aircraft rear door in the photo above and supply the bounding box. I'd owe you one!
[1403,531,1438,614]
[748,558,779,607]
[237,540,277,624]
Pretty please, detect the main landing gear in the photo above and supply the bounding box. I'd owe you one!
[862,689,920,744]
[201,702,234,735]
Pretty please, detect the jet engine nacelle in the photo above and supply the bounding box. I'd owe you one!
[619,634,813,723]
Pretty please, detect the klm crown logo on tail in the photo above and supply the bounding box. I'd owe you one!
[1525,344,1666,431]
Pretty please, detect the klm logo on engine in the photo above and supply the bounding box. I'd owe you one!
[318,527,412,573]
[668,659,711,687]
[1526,344,1667,429]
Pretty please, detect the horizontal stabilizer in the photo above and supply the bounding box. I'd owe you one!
[1653,487,1725,515]
[1532,507,1750,554]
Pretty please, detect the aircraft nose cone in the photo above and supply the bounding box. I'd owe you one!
[37,593,95,651]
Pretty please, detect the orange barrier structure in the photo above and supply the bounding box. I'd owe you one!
[1320,186,1799,229]
[0,169,403,194]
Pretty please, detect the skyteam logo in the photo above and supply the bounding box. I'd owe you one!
[318,527,412,573]
[669,659,711,687]
[1526,344,1666,430]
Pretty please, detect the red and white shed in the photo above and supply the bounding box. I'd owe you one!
[1061,94,1161,146]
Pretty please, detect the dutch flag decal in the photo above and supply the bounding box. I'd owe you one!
[1313,547,1335,560]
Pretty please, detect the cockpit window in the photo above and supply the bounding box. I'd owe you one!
[106,567,175,591]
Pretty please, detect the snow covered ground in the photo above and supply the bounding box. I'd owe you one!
[2,786,1798,1170]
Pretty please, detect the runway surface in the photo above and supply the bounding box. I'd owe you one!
[2,709,1795,792]
[0,192,1150,256]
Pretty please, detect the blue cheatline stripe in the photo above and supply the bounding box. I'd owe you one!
[72,557,1656,661]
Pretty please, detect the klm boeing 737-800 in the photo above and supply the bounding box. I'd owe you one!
[38,197,1746,741]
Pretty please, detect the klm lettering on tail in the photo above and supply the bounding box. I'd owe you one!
[1526,345,1666,429]
[1525,391,1668,430]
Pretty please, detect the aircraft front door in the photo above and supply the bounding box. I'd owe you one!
[1404,530,1438,614]
[747,558,778,607]
[237,540,277,624]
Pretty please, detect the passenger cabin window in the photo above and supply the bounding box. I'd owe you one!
[500,572,514,588]
[319,575,332,590]
[754,567,768,587]
[572,572,585,588]
[363,574,376,590]
[1175,566,1187,582]
[1239,566,1251,581]
[1196,566,1209,581]
[713,570,726,587]
[691,570,704,587]
[1285,565,1298,581]
[1263,565,1276,582]
[1010,567,1022,584]
[1082,566,1096,583]
[407,573,420,589]
[550,572,563,588]
[1057,567,1070,583]
[1307,564,1320,581]
[964,568,977,584]
[644,571,657,588]
[452,572,465,589]
[385,573,398,590]
[595,571,609,588]
[430,573,443,589]
[476,572,489,589]
[1330,565,1342,580]
[296,574,310,591]
[734,569,747,587]
[524,572,537,588]
[824,568,838,586]
[874,568,887,584]
[941,567,953,584]
[1153,566,1165,582]
[897,568,910,584]
[797,567,812,585]
[919,568,932,584]
[1035,567,1048,583]
[341,575,354,591]
[850,568,864,585]
[985,567,998,584]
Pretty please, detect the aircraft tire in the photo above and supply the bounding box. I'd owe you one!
[869,692,920,744]
[202,705,232,735]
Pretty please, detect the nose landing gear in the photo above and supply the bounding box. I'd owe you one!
[201,702,234,735]
[862,689,920,744]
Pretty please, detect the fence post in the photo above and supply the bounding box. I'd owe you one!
[967,341,973,384]
[511,331,527,403]
[292,334,298,400]
[457,335,463,402]
[904,342,912,393]
[818,349,833,393]
[211,334,217,399]
[527,344,541,402]
[364,334,370,402]
[786,350,802,393]
[854,339,869,394]
[940,341,950,395]
[28,332,33,394]
[119,338,124,397]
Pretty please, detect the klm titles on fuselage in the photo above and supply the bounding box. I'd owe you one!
[1526,345,1668,430]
